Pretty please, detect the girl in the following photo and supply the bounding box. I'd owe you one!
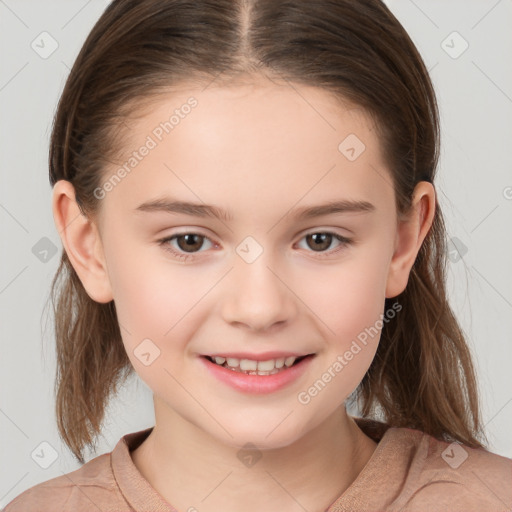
[5,1,511,511]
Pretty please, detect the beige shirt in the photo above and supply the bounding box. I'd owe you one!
[4,416,511,511]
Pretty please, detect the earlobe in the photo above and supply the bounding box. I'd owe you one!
[52,180,113,304]
[385,181,436,299]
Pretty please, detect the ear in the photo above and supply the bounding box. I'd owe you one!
[385,181,436,298]
[52,180,113,303]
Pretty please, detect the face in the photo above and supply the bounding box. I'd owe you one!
[81,77,405,449]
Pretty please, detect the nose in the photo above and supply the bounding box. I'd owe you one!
[220,252,297,332]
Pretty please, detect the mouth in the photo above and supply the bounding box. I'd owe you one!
[202,354,313,376]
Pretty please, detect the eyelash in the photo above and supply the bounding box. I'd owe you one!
[157,230,353,261]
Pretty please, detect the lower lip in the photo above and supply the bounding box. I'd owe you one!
[200,355,315,394]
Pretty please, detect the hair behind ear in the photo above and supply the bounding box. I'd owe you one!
[352,206,487,449]
[50,251,133,463]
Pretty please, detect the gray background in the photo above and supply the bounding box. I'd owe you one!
[1,0,511,505]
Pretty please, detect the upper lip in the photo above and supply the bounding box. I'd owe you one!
[203,351,314,361]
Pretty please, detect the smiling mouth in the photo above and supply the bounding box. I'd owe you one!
[203,354,312,375]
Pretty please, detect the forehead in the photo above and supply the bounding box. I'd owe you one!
[99,78,394,225]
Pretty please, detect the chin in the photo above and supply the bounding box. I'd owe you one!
[212,421,308,451]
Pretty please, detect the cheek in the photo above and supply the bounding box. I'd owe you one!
[103,228,186,331]
[112,267,198,340]
[107,263,196,391]
[293,257,388,412]
[297,249,389,342]
[101,237,170,346]
[105,242,216,371]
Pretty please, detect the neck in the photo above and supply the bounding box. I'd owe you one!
[131,400,378,512]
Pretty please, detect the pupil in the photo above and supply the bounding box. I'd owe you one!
[308,233,331,251]
[178,234,202,252]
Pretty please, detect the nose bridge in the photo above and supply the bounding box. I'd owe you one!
[220,237,296,330]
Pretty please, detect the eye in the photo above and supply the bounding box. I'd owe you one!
[158,232,215,261]
[296,231,352,257]
[157,230,353,262]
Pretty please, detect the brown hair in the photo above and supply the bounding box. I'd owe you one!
[48,0,488,463]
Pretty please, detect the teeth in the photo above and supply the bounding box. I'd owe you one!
[284,356,296,367]
[256,359,275,371]
[209,355,300,372]
[240,359,258,371]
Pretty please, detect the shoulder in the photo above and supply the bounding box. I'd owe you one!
[353,417,512,511]
[2,452,130,512]
[398,428,512,511]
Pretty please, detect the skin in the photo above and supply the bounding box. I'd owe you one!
[52,75,435,512]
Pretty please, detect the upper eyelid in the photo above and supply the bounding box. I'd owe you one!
[160,228,350,240]
[160,229,351,250]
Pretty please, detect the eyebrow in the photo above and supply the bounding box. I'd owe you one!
[135,197,375,222]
